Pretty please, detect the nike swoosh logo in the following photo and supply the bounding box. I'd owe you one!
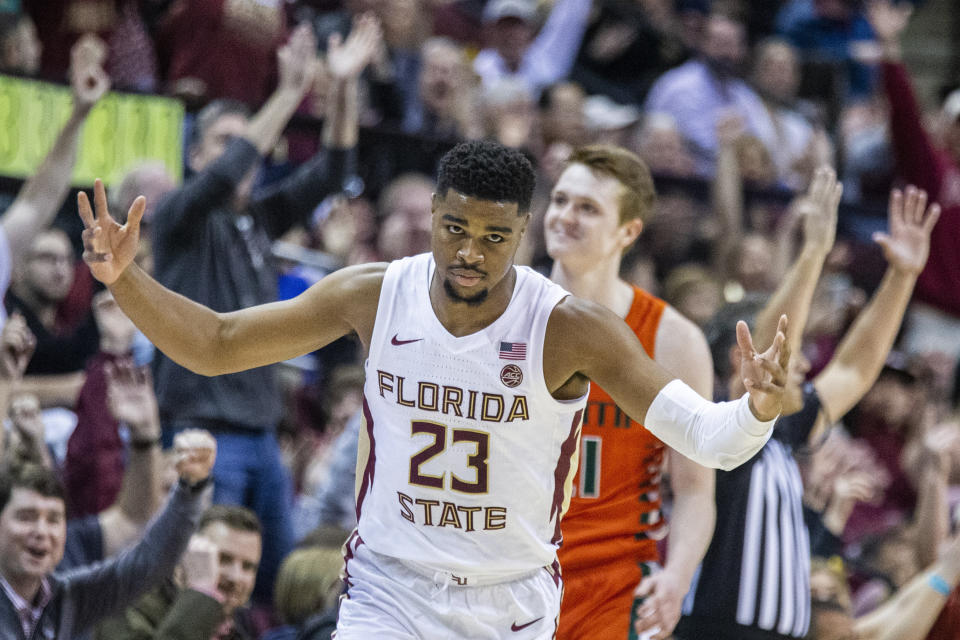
[391,334,423,346]
[511,617,543,632]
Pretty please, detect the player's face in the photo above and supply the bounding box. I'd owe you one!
[545,164,640,269]
[431,189,528,306]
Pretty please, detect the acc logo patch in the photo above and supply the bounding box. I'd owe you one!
[500,364,523,388]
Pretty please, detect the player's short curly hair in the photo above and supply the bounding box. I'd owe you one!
[436,140,535,214]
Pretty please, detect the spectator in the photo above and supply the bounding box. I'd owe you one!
[5,228,100,375]
[60,358,167,571]
[0,314,34,431]
[0,11,39,75]
[570,0,689,104]
[868,0,960,321]
[473,0,593,98]
[539,81,588,149]
[644,11,770,176]
[678,177,938,640]
[480,77,539,151]
[0,429,215,640]
[775,0,876,100]
[375,173,434,262]
[24,0,157,90]
[399,37,481,140]
[808,529,960,640]
[64,293,154,517]
[750,37,833,190]
[95,505,262,640]
[0,37,108,330]
[149,19,377,603]
[264,543,347,640]
[155,0,285,106]
[635,112,697,179]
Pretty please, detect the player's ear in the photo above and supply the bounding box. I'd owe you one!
[519,211,531,235]
[620,218,643,249]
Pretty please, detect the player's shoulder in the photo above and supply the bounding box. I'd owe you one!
[654,304,712,367]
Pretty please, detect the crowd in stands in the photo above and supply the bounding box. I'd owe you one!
[0,0,959,639]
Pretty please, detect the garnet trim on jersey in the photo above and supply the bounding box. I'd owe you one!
[550,409,584,546]
[355,396,378,520]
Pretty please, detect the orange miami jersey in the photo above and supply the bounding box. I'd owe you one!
[557,287,667,639]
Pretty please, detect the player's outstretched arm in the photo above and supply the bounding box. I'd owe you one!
[546,297,789,470]
[78,180,378,376]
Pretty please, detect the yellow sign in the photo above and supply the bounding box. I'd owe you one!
[0,74,183,186]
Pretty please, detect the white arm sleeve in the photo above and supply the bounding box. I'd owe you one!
[643,379,776,471]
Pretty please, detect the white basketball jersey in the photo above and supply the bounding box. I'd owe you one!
[356,253,588,579]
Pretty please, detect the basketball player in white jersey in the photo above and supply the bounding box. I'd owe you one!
[77,140,790,639]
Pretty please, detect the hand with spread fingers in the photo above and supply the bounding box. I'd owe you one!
[326,12,382,82]
[78,179,146,285]
[633,569,687,639]
[738,314,791,421]
[873,185,940,276]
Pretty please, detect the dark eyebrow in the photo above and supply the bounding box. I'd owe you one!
[441,214,512,235]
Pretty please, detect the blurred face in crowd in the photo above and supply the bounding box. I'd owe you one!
[0,16,41,76]
[637,122,696,178]
[753,41,800,103]
[419,40,465,118]
[377,177,434,261]
[701,15,747,76]
[201,521,262,617]
[545,163,641,271]
[489,17,534,70]
[0,488,66,591]
[20,230,74,306]
[735,233,775,293]
[814,0,854,21]
[189,113,249,174]
[541,83,587,147]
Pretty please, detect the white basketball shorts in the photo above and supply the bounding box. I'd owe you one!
[334,532,563,639]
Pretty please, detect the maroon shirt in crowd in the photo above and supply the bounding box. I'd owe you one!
[883,61,960,318]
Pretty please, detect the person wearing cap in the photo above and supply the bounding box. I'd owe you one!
[868,1,960,321]
[473,0,593,97]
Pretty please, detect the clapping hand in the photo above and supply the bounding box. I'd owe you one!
[738,315,791,422]
[794,166,843,254]
[277,23,319,97]
[173,429,217,485]
[70,34,110,115]
[873,185,940,275]
[0,314,35,381]
[180,535,221,595]
[326,13,382,82]
[106,358,160,444]
[79,179,146,285]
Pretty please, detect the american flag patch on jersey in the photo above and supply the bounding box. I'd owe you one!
[499,342,527,360]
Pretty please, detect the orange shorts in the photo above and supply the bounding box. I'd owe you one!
[557,561,658,640]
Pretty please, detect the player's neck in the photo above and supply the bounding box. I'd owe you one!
[550,257,634,319]
[428,266,518,337]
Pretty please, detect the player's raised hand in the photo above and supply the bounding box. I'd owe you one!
[78,179,146,285]
[738,315,790,422]
[873,185,940,276]
[633,570,686,639]
[173,429,217,485]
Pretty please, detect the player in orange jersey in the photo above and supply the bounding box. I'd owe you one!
[546,145,715,640]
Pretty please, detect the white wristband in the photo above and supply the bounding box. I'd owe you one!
[643,380,777,470]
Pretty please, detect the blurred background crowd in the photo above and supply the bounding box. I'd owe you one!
[0,0,959,638]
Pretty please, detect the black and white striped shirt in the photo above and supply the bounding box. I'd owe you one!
[675,383,821,640]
